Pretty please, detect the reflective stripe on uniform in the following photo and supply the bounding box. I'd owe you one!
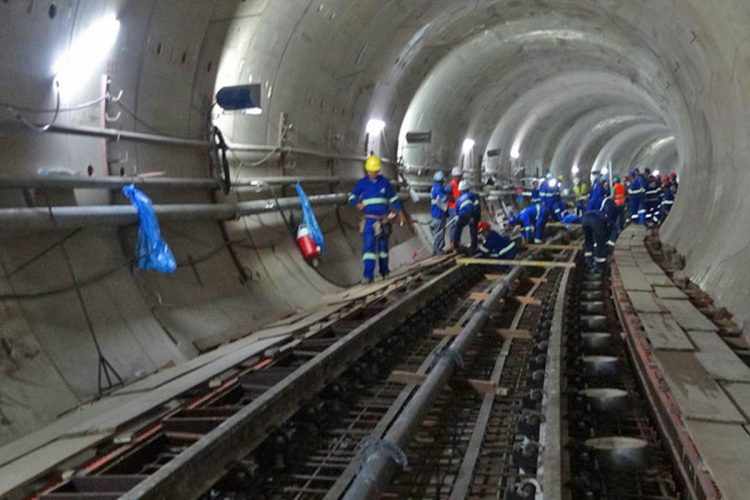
[584,252,593,257]
[628,188,645,195]
[460,199,474,210]
[607,240,616,247]
[348,194,357,202]
[595,257,607,263]
[363,197,389,206]
[638,209,646,214]
[497,242,517,256]
[362,252,377,261]
[379,252,389,259]
[389,195,400,203]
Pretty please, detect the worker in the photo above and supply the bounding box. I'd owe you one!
[452,180,481,254]
[582,190,618,270]
[508,203,540,241]
[587,173,610,211]
[573,178,589,216]
[349,155,402,283]
[447,166,462,217]
[612,175,627,231]
[522,180,541,206]
[627,168,646,224]
[659,176,677,222]
[477,221,520,259]
[644,171,662,226]
[534,173,559,243]
[430,170,450,255]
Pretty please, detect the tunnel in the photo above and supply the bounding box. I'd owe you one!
[1,1,749,499]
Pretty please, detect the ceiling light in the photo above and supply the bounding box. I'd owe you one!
[571,164,580,175]
[653,169,660,177]
[366,119,386,136]
[601,166,609,176]
[53,15,121,88]
[462,138,475,155]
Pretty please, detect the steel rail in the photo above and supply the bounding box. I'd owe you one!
[341,265,524,500]
[120,265,466,500]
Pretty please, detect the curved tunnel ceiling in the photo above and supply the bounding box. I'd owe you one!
[4,0,750,447]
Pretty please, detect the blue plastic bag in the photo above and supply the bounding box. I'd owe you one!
[295,182,325,253]
[122,184,177,273]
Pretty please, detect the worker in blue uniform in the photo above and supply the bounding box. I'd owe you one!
[349,155,402,283]
[508,203,539,242]
[587,174,610,211]
[452,180,481,254]
[477,221,520,259]
[522,180,541,206]
[430,170,450,255]
[659,177,676,223]
[644,172,662,226]
[534,173,559,243]
[582,194,618,270]
[627,168,646,224]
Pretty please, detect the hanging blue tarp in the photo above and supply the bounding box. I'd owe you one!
[295,182,325,253]
[122,184,177,273]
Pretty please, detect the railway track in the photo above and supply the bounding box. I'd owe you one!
[28,227,691,500]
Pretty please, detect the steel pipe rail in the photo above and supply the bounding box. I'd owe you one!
[342,264,524,500]
[0,193,349,231]
[46,124,394,164]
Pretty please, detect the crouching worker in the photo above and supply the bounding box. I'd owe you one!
[477,221,520,260]
[452,180,480,254]
[349,155,402,283]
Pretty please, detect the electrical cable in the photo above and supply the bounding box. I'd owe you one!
[0,89,107,114]
[8,81,62,132]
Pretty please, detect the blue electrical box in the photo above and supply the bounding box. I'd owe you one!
[216,84,262,111]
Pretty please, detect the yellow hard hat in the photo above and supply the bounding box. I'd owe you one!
[365,155,382,173]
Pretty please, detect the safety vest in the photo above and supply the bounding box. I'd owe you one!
[613,183,626,206]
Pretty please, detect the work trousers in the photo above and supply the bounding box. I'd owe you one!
[430,216,447,256]
[582,213,609,266]
[453,214,478,254]
[362,218,390,281]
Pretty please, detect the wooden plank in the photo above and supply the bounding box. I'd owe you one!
[695,352,750,383]
[470,292,490,301]
[722,382,750,420]
[619,268,652,291]
[457,258,574,269]
[496,328,532,340]
[388,370,426,385]
[626,291,663,313]
[660,298,718,331]
[432,327,461,338]
[525,244,582,250]
[639,313,694,351]
[653,286,689,300]
[685,421,750,500]
[467,379,497,395]
[529,277,548,285]
[515,296,542,306]
[654,351,746,423]
[484,273,504,280]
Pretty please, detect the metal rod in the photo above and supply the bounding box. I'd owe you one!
[0,193,350,231]
[342,265,523,500]
[46,124,394,164]
[0,174,221,191]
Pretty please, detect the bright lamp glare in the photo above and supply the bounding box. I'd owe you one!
[462,138,475,155]
[549,179,558,188]
[366,119,386,136]
[53,15,121,87]
[243,107,263,116]
[601,166,609,176]
[653,169,660,177]
[571,164,580,175]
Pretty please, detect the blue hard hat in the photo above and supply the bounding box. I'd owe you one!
[433,171,445,182]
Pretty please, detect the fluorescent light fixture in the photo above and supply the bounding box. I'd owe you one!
[462,138,475,155]
[366,119,386,136]
[653,169,660,177]
[571,164,580,175]
[53,15,121,87]
[510,145,520,160]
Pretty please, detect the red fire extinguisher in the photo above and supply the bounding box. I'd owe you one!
[296,224,321,266]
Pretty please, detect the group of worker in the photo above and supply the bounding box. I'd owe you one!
[347,153,678,282]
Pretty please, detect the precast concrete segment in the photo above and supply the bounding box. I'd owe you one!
[591,123,672,175]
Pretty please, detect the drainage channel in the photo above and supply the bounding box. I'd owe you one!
[566,262,684,500]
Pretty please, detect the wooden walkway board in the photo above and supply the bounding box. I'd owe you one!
[659,298,718,331]
[722,383,750,420]
[653,286,689,300]
[619,269,652,291]
[685,420,750,500]
[654,351,746,423]
[457,258,575,269]
[695,352,750,383]
[626,291,663,313]
[639,312,694,351]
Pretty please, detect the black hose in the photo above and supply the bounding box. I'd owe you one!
[210,126,232,194]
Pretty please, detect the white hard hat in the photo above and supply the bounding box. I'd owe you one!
[458,180,471,192]
[433,170,445,182]
[451,166,462,177]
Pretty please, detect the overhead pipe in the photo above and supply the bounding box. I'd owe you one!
[0,175,348,192]
[0,193,421,232]
[342,265,524,500]
[46,124,394,164]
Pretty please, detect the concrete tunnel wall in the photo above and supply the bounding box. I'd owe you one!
[0,0,748,445]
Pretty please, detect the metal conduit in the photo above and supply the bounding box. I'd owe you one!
[0,193,350,231]
[47,124,394,164]
[0,175,347,191]
[342,264,524,500]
